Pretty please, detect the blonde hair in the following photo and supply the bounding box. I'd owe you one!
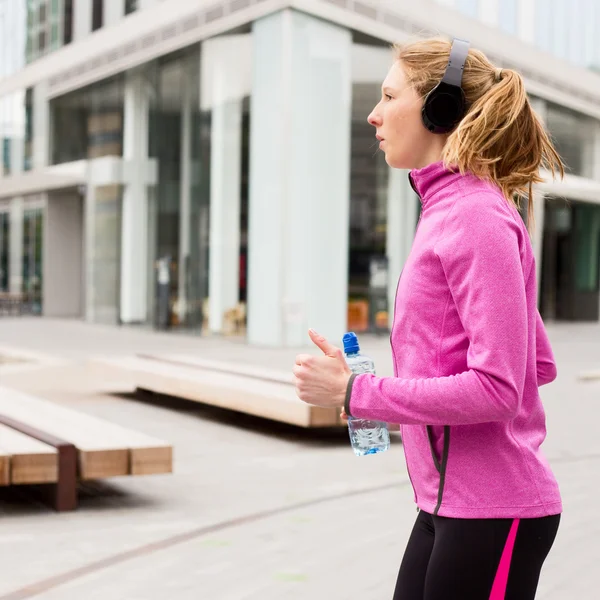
[394,38,565,231]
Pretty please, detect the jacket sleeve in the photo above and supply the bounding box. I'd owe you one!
[536,310,557,386]
[346,196,528,426]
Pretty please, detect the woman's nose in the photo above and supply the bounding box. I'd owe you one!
[367,106,381,127]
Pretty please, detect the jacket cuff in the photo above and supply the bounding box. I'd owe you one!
[344,373,358,417]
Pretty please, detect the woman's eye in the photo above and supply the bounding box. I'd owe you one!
[384,94,392,101]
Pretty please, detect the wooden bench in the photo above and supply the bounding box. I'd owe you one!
[94,354,345,429]
[0,386,172,511]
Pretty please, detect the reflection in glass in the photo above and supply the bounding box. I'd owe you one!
[51,76,124,164]
[0,213,9,292]
[546,103,595,178]
[22,207,44,314]
[348,83,389,333]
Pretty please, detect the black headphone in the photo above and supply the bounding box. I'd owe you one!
[421,38,470,135]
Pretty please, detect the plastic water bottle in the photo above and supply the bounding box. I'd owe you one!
[343,332,390,456]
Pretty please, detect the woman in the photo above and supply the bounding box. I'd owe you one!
[293,37,563,600]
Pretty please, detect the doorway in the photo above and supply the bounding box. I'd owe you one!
[541,197,600,321]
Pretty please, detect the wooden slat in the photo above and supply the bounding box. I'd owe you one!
[0,387,172,479]
[0,424,58,484]
[97,356,341,428]
[0,451,9,486]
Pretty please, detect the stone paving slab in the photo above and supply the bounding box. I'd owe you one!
[0,317,597,598]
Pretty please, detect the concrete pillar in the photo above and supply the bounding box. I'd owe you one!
[9,197,23,294]
[43,191,84,317]
[202,36,249,334]
[386,168,416,329]
[83,183,96,321]
[104,0,125,26]
[9,91,25,176]
[120,71,150,323]
[247,10,352,347]
[177,66,193,326]
[33,81,49,170]
[73,0,92,41]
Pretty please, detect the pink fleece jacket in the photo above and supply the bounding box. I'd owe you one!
[346,161,562,519]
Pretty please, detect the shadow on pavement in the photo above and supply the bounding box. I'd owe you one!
[116,389,356,448]
[0,479,162,517]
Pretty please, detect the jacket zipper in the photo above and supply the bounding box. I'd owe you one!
[397,172,423,510]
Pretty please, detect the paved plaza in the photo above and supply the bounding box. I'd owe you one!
[0,317,598,599]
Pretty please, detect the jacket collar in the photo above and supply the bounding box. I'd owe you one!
[408,160,463,208]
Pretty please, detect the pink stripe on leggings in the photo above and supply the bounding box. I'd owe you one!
[489,518,521,599]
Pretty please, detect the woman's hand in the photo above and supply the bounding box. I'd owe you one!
[293,329,351,409]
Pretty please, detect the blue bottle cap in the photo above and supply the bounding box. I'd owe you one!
[342,331,360,354]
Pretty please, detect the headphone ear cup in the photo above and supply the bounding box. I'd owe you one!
[422,83,466,134]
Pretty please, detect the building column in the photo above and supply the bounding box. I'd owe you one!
[104,0,125,26]
[176,61,193,326]
[33,81,49,169]
[83,183,96,322]
[201,36,247,334]
[386,168,417,329]
[120,70,150,324]
[247,10,352,347]
[9,197,23,294]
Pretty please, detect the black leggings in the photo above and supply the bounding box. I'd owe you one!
[393,509,560,600]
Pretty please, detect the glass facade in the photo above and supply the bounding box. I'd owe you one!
[546,103,596,179]
[22,206,44,313]
[92,0,103,32]
[125,0,138,16]
[50,76,125,164]
[0,89,32,176]
[27,0,65,62]
[541,198,600,321]
[0,211,9,292]
[348,82,389,333]
[146,41,251,332]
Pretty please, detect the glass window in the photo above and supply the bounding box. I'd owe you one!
[22,207,44,314]
[0,212,9,292]
[348,82,389,333]
[498,0,517,35]
[92,0,103,31]
[125,0,138,15]
[51,76,125,164]
[38,29,46,53]
[0,91,28,176]
[546,103,596,178]
[50,22,59,47]
[63,0,73,45]
[574,203,600,293]
[147,47,211,331]
[24,88,33,171]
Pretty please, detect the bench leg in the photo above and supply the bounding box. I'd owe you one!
[54,444,78,512]
[0,415,79,512]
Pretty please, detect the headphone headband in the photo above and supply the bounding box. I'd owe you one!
[442,38,470,87]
